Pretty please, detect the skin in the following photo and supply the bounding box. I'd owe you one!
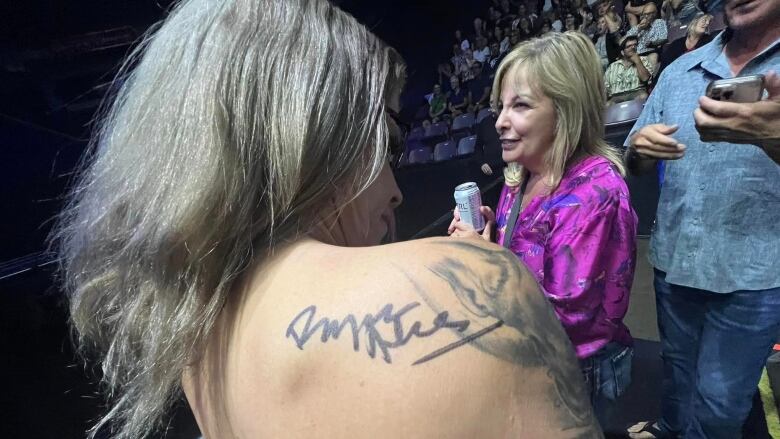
[182,102,602,439]
[685,14,711,49]
[625,0,780,174]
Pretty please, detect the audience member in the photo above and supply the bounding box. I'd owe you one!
[656,12,712,79]
[625,3,668,66]
[473,37,491,64]
[605,36,653,102]
[455,29,471,51]
[487,43,505,76]
[517,17,534,38]
[597,0,623,34]
[563,12,580,32]
[551,11,564,31]
[447,76,470,117]
[467,62,492,111]
[594,16,622,70]
[624,0,655,27]
[428,83,447,122]
[624,0,780,436]
[662,0,702,24]
[541,20,553,33]
[436,62,455,92]
[474,17,487,38]
[451,44,470,80]
[450,32,637,430]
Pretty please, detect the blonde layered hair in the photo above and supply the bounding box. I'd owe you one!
[51,0,405,438]
[491,31,625,189]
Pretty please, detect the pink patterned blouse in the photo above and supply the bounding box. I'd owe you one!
[495,156,637,359]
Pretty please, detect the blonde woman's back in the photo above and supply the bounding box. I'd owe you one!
[183,237,603,438]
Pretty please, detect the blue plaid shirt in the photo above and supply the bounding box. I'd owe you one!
[626,31,780,294]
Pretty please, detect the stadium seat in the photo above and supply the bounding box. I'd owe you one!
[450,113,475,143]
[667,24,688,45]
[408,126,425,141]
[456,135,477,156]
[710,12,726,32]
[422,121,449,147]
[605,97,646,127]
[476,107,493,124]
[433,141,457,162]
[408,147,433,165]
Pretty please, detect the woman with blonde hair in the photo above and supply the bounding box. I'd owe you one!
[656,12,713,79]
[450,31,638,428]
[53,0,603,438]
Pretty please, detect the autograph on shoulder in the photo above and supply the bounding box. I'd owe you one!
[285,302,503,366]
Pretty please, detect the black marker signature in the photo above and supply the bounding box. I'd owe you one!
[285,302,503,365]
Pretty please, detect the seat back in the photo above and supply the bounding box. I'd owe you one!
[433,141,457,162]
[408,147,433,165]
[451,113,476,132]
[456,135,477,156]
[476,107,493,124]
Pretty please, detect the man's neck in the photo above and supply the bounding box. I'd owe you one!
[726,24,780,73]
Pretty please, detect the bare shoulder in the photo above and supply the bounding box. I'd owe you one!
[213,238,601,438]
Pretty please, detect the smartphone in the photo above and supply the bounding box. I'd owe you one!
[705,75,765,103]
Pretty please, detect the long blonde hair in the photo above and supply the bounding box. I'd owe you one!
[491,31,625,189]
[51,0,405,438]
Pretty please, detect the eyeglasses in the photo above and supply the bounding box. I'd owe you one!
[385,108,409,157]
[639,12,655,18]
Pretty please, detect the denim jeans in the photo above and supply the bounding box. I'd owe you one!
[654,268,780,439]
[580,341,634,430]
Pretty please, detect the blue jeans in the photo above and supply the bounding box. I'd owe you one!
[654,269,780,439]
[580,341,634,430]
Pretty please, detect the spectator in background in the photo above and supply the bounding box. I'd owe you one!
[597,0,623,34]
[551,11,564,31]
[436,62,455,93]
[474,17,487,38]
[450,32,637,430]
[624,0,653,27]
[563,12,580,31]
[656,12,712,79]
[541,20,553,34]
[605,35,654,102]
[578,6,597,37]
[625,3,668,67]
[517,17,534,39]
[495,27,511,53]
[594,16,622,70]
[447,76,470,117]
[455,29,471,51]
[451,44,470,82]
[467,62,492,111]
[662,0,701,24]
[473,37,491,64]
[487,42,504,75]
[428,84,447,122]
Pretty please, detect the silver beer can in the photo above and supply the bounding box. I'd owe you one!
[454,182,485,232]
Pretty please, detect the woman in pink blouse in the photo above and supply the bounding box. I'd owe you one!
[450,32,638,429]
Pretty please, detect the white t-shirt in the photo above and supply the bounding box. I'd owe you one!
[473,47,491,63]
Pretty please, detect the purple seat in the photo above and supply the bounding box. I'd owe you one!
[408,147,433,165]
[422,121,449,147]
[451,113,475,132]
[456,135,477,156]
[433,141,457,162]
[476,107,493,124]
[666,24,688,46]
[710,12,726,32]
[408,126,425,141]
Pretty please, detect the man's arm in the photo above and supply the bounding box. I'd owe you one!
[633,55,652,83]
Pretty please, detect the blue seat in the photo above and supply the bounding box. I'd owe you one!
[456,135,477,156]
[408,126,425,141]
[408,147,433,165]
[422,121,449,147]
[476,107,493,124]
[451,113,476,143]
[433,141,457,162]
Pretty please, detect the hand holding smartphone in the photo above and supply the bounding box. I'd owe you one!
[705,74,765,103]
